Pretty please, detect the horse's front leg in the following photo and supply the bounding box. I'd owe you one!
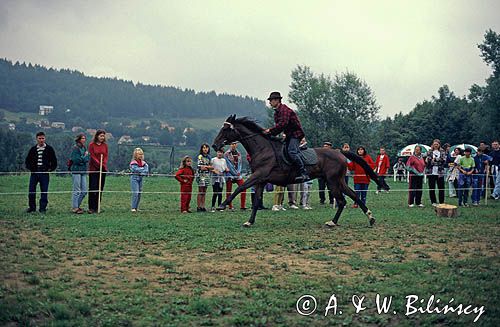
[219,173,262,210]
[244,183,265,227]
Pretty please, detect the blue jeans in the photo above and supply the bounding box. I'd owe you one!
[354,183,368,205]
[458,174,472,205]
[131,176,143,209]
[72,173,88,208]
[472,175,484,203]
[28,172,50,210]
[286,137,305,174]
[493,170,500,197]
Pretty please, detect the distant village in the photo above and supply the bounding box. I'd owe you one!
[4,105,198,146]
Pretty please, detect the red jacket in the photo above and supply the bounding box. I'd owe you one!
[348,154,375,184]
[375,154,390,175]
[88,142,108,172]
[175,167,194,186]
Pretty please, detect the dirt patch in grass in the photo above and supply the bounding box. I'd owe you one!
[3,228,499,299]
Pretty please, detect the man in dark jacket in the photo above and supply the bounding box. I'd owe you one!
[263,91,309,181]
[25,131,57,213]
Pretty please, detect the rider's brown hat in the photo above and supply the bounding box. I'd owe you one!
[267,91,282,100]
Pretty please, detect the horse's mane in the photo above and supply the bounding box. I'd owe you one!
[235,117,282,143]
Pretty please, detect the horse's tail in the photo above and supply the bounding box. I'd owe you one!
[341,151,390,191]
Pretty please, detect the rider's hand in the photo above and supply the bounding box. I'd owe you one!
[263,129,270,134]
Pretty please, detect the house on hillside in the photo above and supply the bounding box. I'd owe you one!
[8,123,15,130]
[118,135,133,144]
[39,105,53,116]
[51,122,65,129]
[72,126,83,133]
[141,136,151,142]
[34,119,50,128]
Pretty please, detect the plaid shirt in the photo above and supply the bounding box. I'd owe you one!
[269,103,305,140]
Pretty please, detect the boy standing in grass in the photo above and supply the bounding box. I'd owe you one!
[457,148,475,207]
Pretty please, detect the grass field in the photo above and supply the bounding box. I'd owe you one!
[0,175,498,326]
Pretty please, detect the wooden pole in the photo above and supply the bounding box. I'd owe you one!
[485,167,489,205]
[98,154,103,213]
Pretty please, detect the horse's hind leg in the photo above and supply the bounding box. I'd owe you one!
[343,185,375,226]
[324,179,346,228]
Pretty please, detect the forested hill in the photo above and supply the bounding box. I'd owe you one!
[0,58,266,123]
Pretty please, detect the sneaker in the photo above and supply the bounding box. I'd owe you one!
[196,207,202,212]
[182,211,189,214]
[418,204,424,208]
[201,208,207,212]
[472,202,479,206]
[463,203,469,207]
[449,194,457,198]
[76,208,84,214]
[492,194,499,200]
[289,204,299,210]
[26,208,36,213]
[272,205,280,211]
[431,203,438,207]
[88,209,95,214]
[305,206,313,210]
[240,207,247,211]
[408,204,415,208]
[131,209,137,212]
[375,190,380,194]
[280,205,287,211]
[210,207,216,212]
[186,210,192,213]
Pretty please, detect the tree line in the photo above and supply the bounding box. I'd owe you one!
[291,29,499,158]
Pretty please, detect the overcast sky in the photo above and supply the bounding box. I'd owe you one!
[1,0,499,117]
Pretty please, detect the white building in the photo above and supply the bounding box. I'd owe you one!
[39,105,53,115]
[51,122,65,129]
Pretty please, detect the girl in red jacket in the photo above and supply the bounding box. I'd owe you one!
[175,156,195,213]
[375,147,390,194]
[348,146,375,208]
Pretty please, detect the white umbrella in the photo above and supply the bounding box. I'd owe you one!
[450,144,478,156]
[397,143,431,157]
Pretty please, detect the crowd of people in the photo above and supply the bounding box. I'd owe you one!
[24,129,500,214]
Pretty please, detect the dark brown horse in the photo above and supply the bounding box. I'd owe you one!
[212,115,389,227]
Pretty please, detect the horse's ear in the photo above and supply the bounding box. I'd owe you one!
[229,114,236,123]
[225,115,233,122]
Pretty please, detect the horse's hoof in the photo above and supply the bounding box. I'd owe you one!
[324,221,337,228]
[369,218,376,226]
[242,221,253,227]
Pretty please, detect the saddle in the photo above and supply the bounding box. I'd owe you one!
[281,146,318,166]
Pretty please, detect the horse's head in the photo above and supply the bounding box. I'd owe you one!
[212,115,240,151]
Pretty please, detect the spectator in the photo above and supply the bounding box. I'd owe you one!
[175,156,195,213]
[490,140,500,199]
[406,145,425,207]
[393,158,406,182]
[272,186,286,211]
[472,148,491,205]
[318,141,334,205]
[425,139,447,206]
[348,146,375,208]
[196,143,213,212]
[224,141,246,211]
[247,153,266,210]
[69,133,89,214]
[298,138,313,209]
[375,147,390,194]
[130,148,149,212]
[210,149,229,211]
[25,131,57,213]
[88,130,108,214]
[457,148,475,207]
[446,147,462,198]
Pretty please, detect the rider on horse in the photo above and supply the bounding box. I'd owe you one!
[263,91,309,182]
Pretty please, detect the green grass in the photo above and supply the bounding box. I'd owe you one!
[0,108,39,123]
[0,175,498,326]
